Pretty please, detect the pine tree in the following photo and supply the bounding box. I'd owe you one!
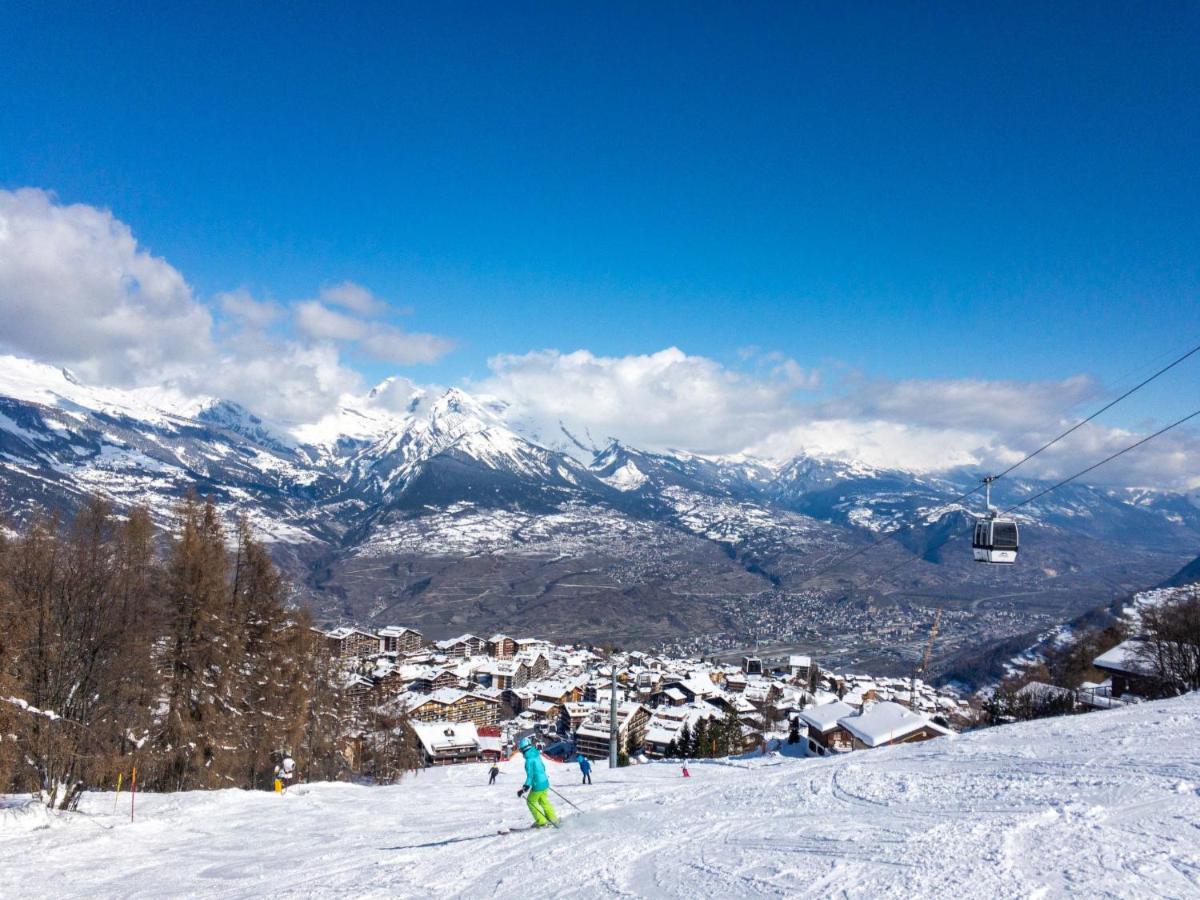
[677,721,693,759]
[159,494,237,791]
[722,705,743,756]
[693,718,710,759]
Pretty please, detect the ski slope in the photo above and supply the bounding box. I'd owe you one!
[3,694,1200,899]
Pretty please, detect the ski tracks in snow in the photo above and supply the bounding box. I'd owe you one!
[3,695,1200,898]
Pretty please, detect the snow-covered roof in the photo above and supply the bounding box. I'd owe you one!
[798,700,856,733]
[410,721,480,755]
[378,625,421,637]
[838,702,930,748]
[1093,640,1153,676]
[789,655,811,668]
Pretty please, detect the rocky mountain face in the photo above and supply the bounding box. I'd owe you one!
[2,355,1198,651]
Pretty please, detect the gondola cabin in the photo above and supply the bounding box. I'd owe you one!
[972,517,1019,564]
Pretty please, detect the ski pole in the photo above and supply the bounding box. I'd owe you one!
[549,786,583,813]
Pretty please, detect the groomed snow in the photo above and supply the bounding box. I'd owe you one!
[3,693,1200,898]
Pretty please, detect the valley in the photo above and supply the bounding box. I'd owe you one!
[1,354,1197,675]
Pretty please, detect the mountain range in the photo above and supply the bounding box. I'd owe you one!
[1,354,1198,657]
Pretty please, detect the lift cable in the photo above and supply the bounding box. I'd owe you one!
[801,340,1200,581]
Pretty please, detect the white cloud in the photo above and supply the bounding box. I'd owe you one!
[218,289,284,329]
[293,301,454,364]
[318,281,385,315]
[362,329,455,365]
[0,188,453,424]
[0,188,1193,489]
[294,301,369,341]
[479,347,805,455]
[477,346,1200,490]
[0,188,213,384]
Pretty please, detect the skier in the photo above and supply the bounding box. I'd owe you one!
[515,736,558,828]
[576,753,592,785]
[488,763,500,785]
[274,754,296,793]
[681,762,690,778]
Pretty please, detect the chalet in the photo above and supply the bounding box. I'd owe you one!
[529,678,584,706]
[559,702,593,735]
[378,626,425,654]
[482,660,519,691]
[524,699,560,723]
[407,688,501,728]
[1092,639,1157,699]
[436,634,488,659]
[342,674,375,726]
[373,666,410,699]
[405,668,441,694]
[518,651,551,683]
[837,701,944,750]
[789,655,813,679]
[641,705,721,758]
[651,675,721,708]
[799,700,856,753]
[575,702,651,759]
[488,634,518,659]
[410,721,482,766]
[516,638,553,657]
[325,627,380,660]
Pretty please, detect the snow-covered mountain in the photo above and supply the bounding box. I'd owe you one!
[1,354,1197,645]
[5,691,1200,898]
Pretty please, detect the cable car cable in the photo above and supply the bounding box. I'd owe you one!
[990,340,1200,482]
[799,339,1200,581]
[860,402,1200,592]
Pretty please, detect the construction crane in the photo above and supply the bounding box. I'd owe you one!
[909,607,943,711]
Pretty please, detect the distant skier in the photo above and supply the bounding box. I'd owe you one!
[681,763,690,778]
[274,754,296,793]
[488,763,500,785]
[577,753,592,785]
[516,736,558,828]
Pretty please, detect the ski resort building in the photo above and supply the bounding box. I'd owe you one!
[574,702,651,759]
[798,700,857,752]
[326,627,381,660]
[378,626,425,654]
[1092,639,1157,699]
[409,721,482,766]
[436,634,488,658]
[488,634,517,658]
[836,701,943,750]
[406,688,501,728]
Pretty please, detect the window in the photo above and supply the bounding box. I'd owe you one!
[992,523,1018,549]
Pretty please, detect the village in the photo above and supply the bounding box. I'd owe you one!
[320,623,980,768]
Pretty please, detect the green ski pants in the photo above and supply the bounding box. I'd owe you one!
[525,788,558,826]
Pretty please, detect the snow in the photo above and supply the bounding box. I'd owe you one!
[1093,639,1154,676]
[4,693,1200,897]
[599,460,648,491]
[837,700,929,747]
[798,699,856,733]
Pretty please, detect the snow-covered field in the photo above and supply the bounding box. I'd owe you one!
[4,694,1200,899]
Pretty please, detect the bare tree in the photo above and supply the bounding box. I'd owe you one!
[1136,589,1200,696]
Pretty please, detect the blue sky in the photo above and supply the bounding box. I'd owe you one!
[0,4,1198,482]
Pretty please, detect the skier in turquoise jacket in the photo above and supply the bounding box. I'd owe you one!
[516,736,558,827]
